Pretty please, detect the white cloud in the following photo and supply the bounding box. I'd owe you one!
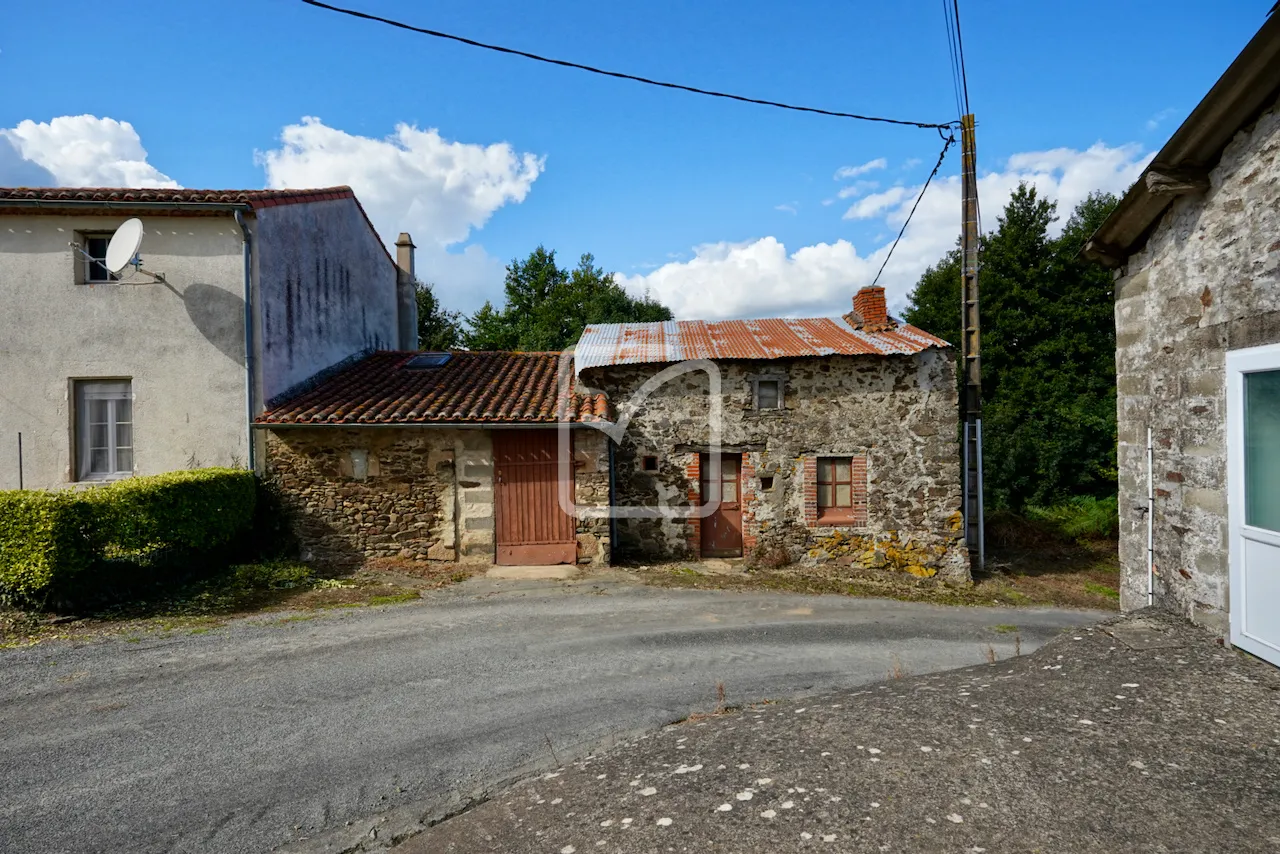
[836,179,881,200]
[621,142,1153,321]
[0,116,178,187]
[775,202,798,215]
[844,186,909,220]
[0,135,56,186]
[259,117,542,248]
[258,116,543,313]
[834,158,887,180]
[1145,107,1179,131]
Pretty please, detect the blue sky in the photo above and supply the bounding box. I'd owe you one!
[0,1,1270,318]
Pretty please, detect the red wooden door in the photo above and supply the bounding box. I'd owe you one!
[700,453,743,557]
[493,430,577,565]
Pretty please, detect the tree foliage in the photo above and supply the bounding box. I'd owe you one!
[414,280,463,351]
[464,246,672,351]
[904,184,1119,511]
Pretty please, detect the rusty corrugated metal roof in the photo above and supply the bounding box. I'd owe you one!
[574,316,948,372]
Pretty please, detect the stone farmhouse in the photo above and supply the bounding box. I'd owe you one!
[1084,14,1280,665]
[576,285,968,581]
[0,186,418,490]
[256,286,969,581]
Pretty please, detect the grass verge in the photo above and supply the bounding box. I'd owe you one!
[0,558,477,649]
[632,536,1120,611]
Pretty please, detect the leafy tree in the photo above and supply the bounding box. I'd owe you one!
[903,183,1120,510]
[464,301,517,351]
[902,246,962,348]
[464,246,672,351]
[414,280,463,351]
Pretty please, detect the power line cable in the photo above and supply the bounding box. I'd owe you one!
[870,130,955,289]
[941,0,964,122]
[948,0,981,233]
[299,0,956,130]
[951,0,973,116]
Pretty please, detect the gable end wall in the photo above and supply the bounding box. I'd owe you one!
[582,351,968,580]
[1114,92,1280,634]
[254,199,399,406]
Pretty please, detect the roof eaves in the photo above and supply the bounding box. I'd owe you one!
[1083,13,1280,267]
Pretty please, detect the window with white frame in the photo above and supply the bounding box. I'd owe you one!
[78,232,118,283]
[75,380,133,480]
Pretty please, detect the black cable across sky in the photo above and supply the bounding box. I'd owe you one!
[299,0,957,131]
[870,131,955,290]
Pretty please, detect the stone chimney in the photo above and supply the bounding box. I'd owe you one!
[845,285,895,332]
[394,232,419,350]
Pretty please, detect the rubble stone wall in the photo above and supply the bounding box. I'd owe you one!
[1114,93,1280,633]
[579,349,968,581]
[263,427,609,566]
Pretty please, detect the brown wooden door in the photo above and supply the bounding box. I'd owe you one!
[700,453,743,557]
[493,430,577,565]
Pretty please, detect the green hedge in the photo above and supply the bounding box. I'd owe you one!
[87,468,257,556]
[0,468,256,606]
[0,491,98,602]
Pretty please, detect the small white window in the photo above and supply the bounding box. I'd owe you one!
[754,378,783,410]
[80,233,118,284]
[75,380,133,480]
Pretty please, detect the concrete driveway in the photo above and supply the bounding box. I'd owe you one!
[0,577,1106,854]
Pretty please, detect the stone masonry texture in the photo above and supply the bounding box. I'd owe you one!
[1114,92,1280,633]
[264,428,610,567]
[580,350,969,582]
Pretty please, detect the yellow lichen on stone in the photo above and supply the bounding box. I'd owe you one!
[905,565,937,578]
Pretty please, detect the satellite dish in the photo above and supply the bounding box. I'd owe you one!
[105,218,144,274]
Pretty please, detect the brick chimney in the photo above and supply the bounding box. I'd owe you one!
[845,285,895,331]
[394,232,419,350]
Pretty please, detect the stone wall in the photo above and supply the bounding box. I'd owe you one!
[264,428,470,565]
[1114,92,1280,634]
[572,428,612,566]
[264,427,610,567]
[579,349,968,581]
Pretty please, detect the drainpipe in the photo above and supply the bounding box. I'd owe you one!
[234,210,256,473]
[608,439,618,565]
[1152,425,1162,604]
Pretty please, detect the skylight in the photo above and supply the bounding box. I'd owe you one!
[405,353,452,369]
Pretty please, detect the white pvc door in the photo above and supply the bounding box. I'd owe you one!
[1228,343,1280,666]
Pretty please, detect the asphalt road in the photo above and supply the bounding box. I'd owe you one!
[0,577,1107,854]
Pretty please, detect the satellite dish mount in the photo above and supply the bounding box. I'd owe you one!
[70,217,167,284]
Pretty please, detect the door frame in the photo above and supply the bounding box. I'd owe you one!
[699,452,743,558]
[1226,341,1280,665]
[493,429,577,566]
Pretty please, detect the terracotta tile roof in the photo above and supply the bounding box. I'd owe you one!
[258,351,611,425]
[574,316,949,371]
[0,186,359,209]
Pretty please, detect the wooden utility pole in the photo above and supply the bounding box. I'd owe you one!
[959,113,984,568]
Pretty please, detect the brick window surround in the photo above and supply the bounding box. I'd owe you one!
[804,455,868,526]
